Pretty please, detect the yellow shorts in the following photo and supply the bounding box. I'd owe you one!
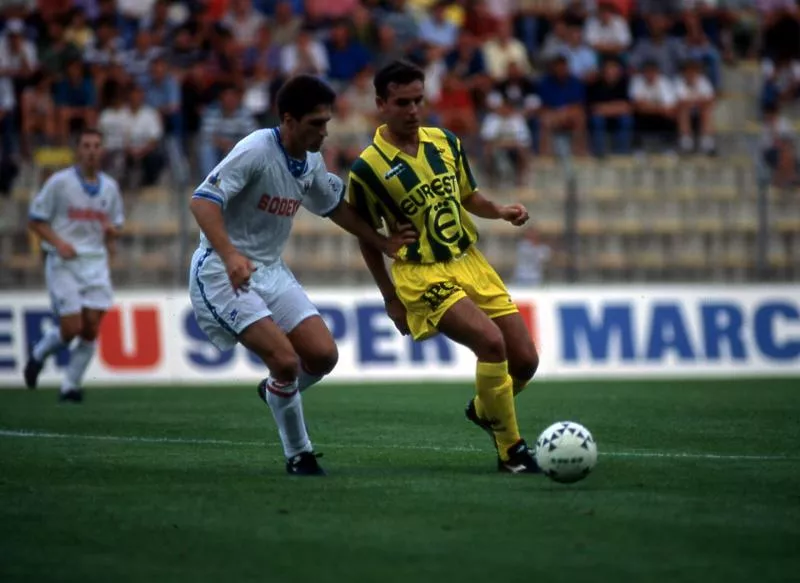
[391,246,519,341]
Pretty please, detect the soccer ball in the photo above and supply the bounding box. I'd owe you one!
[535,421,597,484]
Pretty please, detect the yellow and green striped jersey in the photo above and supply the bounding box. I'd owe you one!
[348,125,479,264]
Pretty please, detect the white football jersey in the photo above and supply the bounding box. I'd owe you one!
[29,167,124,258]
[193,128,345,266]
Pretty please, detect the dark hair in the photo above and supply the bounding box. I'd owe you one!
[79,127,103,142]
[373,60,425,100]
[276,74,336,120]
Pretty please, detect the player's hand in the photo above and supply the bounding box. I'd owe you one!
[222,251,256,294]
[500,203,529,227]
[56,240,77,260]
[385,297,410,336]
[381,224,418,259]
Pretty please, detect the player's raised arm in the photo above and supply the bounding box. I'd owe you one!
[190,147,258,291]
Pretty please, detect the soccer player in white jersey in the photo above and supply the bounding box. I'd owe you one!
[189,75,415,476]
[24,128,125,402]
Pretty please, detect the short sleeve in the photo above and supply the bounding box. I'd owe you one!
[29,174,59,222]
[304,161,345,217]
[347,169,383,230]
[193,142,259,208]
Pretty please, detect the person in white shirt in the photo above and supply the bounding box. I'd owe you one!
[223,0,267,49]
[513,225,552,287]
[482,17,532,81]
[630,60,678,151]
[189,75,414,475]
[280,27,329,78]
[674,59,716,155]
[25,128,125,402]
[124,84,164,187]
[481,95,532,186]
[584,2,632,59]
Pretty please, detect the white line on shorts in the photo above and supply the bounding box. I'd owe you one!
[0,429,795,462]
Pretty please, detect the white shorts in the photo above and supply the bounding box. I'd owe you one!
[188,247,319,351]
[45,253,114,317]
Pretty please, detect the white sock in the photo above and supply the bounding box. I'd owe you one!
[32,327,66,362]
[264,377,312,458]
[61,338,95,394]
[297,366,324,393]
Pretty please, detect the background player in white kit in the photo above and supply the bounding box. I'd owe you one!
[24,129,124,402]
[189,75,415,476]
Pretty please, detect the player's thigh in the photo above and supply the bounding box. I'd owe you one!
[256,266,338,375]
[493,312,539,381]
[80,308,107,341]
[437,296,506,362]
[189,249,272,352]
[45,255,82,319]
[238,317,299,381]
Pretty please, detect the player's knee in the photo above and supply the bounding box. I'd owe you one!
[59,318,82,343]
[305,345,338,377]
[268,350,300,382]
[476,324,506,362]
[511,349,539,382]
[80,322,101,342]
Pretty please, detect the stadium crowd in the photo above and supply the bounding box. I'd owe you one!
[0,0,797,193]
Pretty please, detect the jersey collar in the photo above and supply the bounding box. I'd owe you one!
[73,166,102,197]
[272,127,308,178]
[372,125,432,159]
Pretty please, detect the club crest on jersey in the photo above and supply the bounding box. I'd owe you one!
[384,163,406,180]
[301,179,312,192]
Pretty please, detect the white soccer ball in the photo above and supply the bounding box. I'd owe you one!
[535,421,597,484]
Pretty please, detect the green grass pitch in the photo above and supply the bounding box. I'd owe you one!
[1,379,799,583]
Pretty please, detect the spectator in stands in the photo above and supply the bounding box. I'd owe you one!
[124,84,164,188]
[588,57,633,156]
[629,14,683,79]
[326,20,371,89]
[39,18,81,77]
[244,23,280,75]
[350,3,378,50]
[463,0,498,42]
[419,0,459,52]
[64,6,93,50]
[487,61,541,152]
[513,225,552,287]
[630,60,677,152]
[280,26,328,77]
[0,18,38,95]
[224,0,267,49]
[180,60,214,167]
[584,1,632,59]
[679,13,722,89]
[761,56,800,108]
[372,24,406,70]
[167,25,205,73]
[675,58,717,155]
[54,58,96,144]
[538,54,587,156]
[760,102,798,188]
[20,71,56,155]
[199,84,256,177]
[480,93,532,186]
[144,56,181,139]
[562,20,598,83]
[323,94,371,174]
[243,60,273,126]
[342,66,378,124]
[208,28,246,88]
[140,0,174,46]
[377,0,420,53]
[270,0,303,48]
[83,17,125,83]
[305,0,361,28]
[483,17,532,81]
[445,30,488,87]
[541,18,571,66]
[123,30,162,86]
[0,73,16,196]
[437,70,479,139]
[98,79,128,181]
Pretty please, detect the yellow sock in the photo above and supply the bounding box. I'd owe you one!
[474,360,520,460]
[512,377,528,396]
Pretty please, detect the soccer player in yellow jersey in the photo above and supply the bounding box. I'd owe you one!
[349,60,541,474]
